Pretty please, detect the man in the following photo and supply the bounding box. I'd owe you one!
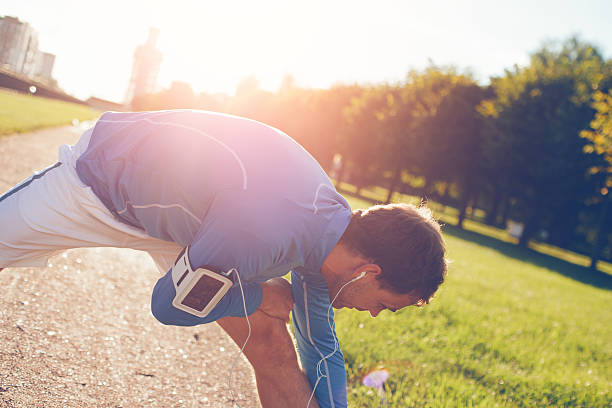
[0,110,447,408]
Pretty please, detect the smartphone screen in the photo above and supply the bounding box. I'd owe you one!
[181,275,225,312]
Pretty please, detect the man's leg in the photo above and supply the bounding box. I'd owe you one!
[217,311,320,408]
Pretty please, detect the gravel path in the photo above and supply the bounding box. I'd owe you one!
[0,125,260,408]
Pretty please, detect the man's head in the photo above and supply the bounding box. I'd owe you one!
[321,203,447,316]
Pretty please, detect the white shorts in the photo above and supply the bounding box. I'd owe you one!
[0,128,182,273]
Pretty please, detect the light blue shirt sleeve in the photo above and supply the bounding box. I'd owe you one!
[150,268,263,326]
[291,270,347,408]
[150,189,302,325]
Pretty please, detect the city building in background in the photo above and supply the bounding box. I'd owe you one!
[125,27,163,105]
[0,15,56,84]
[0,16,33,74]
[35,52,55,80]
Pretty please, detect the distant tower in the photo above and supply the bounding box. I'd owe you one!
[125,28,162,105]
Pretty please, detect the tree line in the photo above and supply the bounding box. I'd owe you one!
[131,37,612,270]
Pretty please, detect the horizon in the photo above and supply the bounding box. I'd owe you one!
[2,0,611,103]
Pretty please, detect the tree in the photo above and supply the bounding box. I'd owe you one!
[482,37,611,247]
[425,82,490,228]
[161,81,196,108]
[130,81,197,111]
[581,89,612,269]
[341,86,390,193]
[228,76,275,122]
[379,66,475,204]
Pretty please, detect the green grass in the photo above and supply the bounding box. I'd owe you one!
[336,191,612,407]
[0,88,99,135]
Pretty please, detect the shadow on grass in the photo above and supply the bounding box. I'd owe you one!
[443,224,612,291]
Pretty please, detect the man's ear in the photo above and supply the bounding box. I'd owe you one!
[353,263,382,279]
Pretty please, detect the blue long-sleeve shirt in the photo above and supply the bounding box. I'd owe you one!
[75,110,352,407]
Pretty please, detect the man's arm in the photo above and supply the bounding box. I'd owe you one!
[150,268,298,326]
[291,270,348,408]
[150,267,263,326]
[149,189,290,326]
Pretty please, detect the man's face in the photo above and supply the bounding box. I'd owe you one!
[331,275,420,317]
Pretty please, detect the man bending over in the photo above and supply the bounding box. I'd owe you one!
[0,110,447,408]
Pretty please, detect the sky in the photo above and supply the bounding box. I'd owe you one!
[2,0,612,103]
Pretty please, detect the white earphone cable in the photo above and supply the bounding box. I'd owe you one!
[227,268,251,408]
[306,272,366,407]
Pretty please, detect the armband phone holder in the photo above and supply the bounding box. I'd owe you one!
[171,246,234,318]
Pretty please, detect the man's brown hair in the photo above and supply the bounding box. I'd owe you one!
[339,203,447,305]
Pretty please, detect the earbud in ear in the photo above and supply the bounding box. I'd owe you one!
[347,271,367,284]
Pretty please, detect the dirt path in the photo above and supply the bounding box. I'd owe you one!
[0,125,260,408]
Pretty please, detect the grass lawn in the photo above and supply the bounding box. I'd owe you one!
[0,88,99,135]
[335,191,612,407]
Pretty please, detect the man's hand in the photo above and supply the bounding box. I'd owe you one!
[259,277,294,322]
